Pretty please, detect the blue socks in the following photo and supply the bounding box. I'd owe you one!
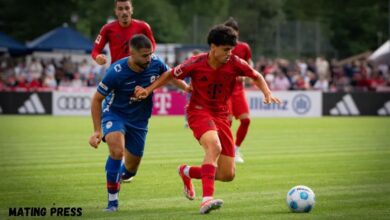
[105,156,122,207]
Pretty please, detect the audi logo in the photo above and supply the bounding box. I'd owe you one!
[57,96,91,110]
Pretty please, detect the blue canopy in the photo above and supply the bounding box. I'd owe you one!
[27,25,93,53]
[0,32,29,55]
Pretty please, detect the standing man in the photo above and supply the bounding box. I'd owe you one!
[224,17,252,164]
[135,25,280,214]
[88,34,187,212]
[91,0,156,65]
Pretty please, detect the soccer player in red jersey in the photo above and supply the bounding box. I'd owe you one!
[91,0,156,65]
[135,25,280,214]
[224,18,252,164]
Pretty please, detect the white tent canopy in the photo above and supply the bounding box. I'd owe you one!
[368,40,390,65]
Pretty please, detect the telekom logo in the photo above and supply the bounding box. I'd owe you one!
[154,92,172,114]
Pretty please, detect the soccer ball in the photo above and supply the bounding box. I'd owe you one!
[286,185,315,213]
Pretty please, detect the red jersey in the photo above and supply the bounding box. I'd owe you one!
[171,53,259,113]
[233,41,252,62]
[232,41,252,90]
[91,19,156,64]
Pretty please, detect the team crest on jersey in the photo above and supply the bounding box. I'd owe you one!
[173,65,183,77]
[95,35,102,44]
[106,121,113,129]
[114,64,122,72]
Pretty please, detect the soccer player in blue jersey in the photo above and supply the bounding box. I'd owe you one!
[88,34,189,212]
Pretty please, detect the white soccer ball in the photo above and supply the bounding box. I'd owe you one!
[286,185,315,213]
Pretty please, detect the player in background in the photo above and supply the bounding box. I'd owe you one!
[91,0,156,65]
[183,49,201,128]
[224,17,252,164]
[134,25,280,214]
[88,34,189,212]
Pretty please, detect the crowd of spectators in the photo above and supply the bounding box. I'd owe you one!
[0,55,389,92]
[0,56,106,92]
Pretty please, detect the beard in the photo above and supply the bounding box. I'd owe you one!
[136,61,150,70]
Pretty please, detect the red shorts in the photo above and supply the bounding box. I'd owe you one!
[228,82,249,118]
[187,108,235,157]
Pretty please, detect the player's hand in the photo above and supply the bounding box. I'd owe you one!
[134,86,149,99]
[89,131,102,149]
[263,93,282,104]
[95,54,107,65]
[184,84,192,93]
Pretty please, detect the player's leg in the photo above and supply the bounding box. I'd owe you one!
[104,131,125,212]
[198,130,224,214]
[120,149,141,183]
[121,128,147,183]
[233,90,250,163]
[215,118,236,181]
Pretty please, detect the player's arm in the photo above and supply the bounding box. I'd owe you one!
[143,22,156,51]
[252,71,281,104]
[91,26,108,65]
[89,92,105,148]
[170,79,191,93]
[135,70,173,98]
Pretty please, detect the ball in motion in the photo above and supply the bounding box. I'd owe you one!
[286,185,315,213]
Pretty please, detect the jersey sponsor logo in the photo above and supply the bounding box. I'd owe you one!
[173,65,183,77]
[18,93,46,114]
[378,101,390,115]
[207,83,223,99]
[330,94,359,115]
[114,64,122,72]
[292,94,311,115]
[95,35,102,44]
[99,82,108,91]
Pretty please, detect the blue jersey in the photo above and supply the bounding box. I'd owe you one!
[97,55,169,129]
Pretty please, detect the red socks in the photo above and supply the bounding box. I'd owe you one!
[188,166,201,179]
[201,164,216,197]
[235,118,250,147]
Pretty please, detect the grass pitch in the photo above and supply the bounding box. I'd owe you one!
[0,116,389,219]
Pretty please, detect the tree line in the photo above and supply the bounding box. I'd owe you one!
[0,0,388,58]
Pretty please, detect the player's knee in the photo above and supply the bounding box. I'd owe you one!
[240,118,250,127]
[109,147,124,159]
[219,171,235,182]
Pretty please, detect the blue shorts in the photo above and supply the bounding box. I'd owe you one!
[102,113,148,157]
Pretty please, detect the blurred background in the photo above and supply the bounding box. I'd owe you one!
[0,0,389,116]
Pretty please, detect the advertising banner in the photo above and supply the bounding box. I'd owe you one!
[0,92,52,115]
[247,91,322,117]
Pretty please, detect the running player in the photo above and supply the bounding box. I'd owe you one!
[91,0,156,65]
[88,34,188,212]
[224,17,252,163]
[134,25,280,214]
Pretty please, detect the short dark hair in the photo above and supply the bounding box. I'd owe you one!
[115,0,132,6]
[224,17,239,32]
[130,34,152,51]
[207,24,237,46]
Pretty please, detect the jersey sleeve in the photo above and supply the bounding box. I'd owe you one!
[245,43,252,62]
[91,25,108,60]
[170,57,196,80]
[142,22,156,51]
[233,55,259,80]
[97,67,119,96]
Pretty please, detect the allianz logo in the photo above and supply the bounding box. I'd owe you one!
[249,97,288,110]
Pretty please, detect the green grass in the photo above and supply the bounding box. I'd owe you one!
[0,116,389,219]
